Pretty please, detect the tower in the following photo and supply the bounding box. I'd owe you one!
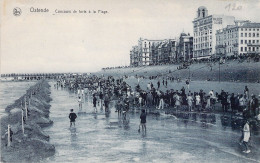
[197,6,208,18]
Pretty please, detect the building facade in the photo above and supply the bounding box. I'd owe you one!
[216,21,260,57]
[193,6,235,59]
[177,33,193,62]
[157,39,177,64]
[130,46,138,67]
[137,38,168,66]
[130,38,177,66]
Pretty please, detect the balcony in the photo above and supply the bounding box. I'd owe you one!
[216,45,226,48]
[247,43,260,47]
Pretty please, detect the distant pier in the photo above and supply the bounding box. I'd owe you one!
[0,73,89,81]
[1,73,63,80]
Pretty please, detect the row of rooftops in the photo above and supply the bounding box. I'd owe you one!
[216,21,260,33]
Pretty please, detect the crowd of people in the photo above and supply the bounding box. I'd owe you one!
[55,75,259,120]
[55,74,259,153]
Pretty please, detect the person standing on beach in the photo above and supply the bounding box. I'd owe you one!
[69,109,77,127]
[93,95,97,112]
[99,91,104,109]
[158,93,164,110]
[239,120,251,153]
[78,96,82,111]
[187,93,193,111]
[157,81,160,89]
[244,86,249,100]
[186,79,190,90]
[104,93,110,112]
[139,109,146,132]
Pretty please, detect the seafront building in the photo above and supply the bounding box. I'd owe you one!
[156,39,177,65]
[130,38,177,66]
[177,33,193,62]
[137,38,168,66]
[192,6,235,59]
[129,6,258,67]
[130,46,139,67]
[216,21,260,57]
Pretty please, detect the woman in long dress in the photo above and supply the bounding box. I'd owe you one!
[239,120,251,153]
[187,93,194,112]
[205,96,211,111]
[175,93,181,111]
[195,94,201,111]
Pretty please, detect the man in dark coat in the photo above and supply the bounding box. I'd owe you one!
[157,81,160,89]
[249,95,259,116]
[69,109,77,127]
[230,93,236,113]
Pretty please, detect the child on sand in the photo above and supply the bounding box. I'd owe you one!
[69,109,77,127]
[139,109,146,133]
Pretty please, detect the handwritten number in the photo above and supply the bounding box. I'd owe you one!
[225,3,242,11]
[225,3,231,11]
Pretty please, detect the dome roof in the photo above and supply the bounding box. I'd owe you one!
[198,6,207,10]
[180,33,187,36]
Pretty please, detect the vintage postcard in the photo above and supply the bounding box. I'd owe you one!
[0,0,259,162]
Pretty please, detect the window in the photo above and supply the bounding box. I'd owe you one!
[245,47,247,51]
[253,33,255,37]
[253,47,255,51]
[245,28,247,31]
[245,40,247,44]
[249,28,251,31]
[241,28,243,31]
[245,33,247,37]
[241,33,243,37]
[249,40,251,44]
[249,47,251,51]
[257,29,259,31]
[241,47,243,51]
[202,9,205,17]
[253,40,255,43]
[257,33,259,37]
[241,40,243,44]
[253,28,255,31]
[257,40,259,43]
[249,33,251,37]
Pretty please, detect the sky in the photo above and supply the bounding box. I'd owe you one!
[1,0,260,74]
